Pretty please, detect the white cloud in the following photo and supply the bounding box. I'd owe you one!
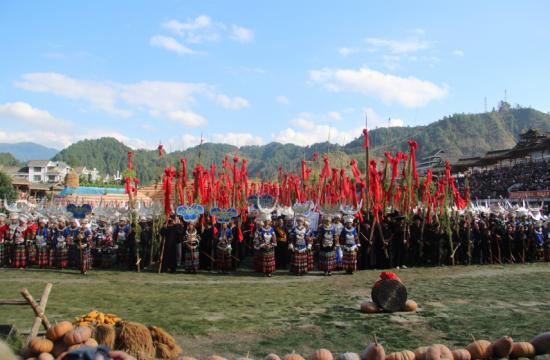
[149,35,201,55]
[365,37,430,54]
[211,132,263,147]
[275,123,362,146]
[230,25,254,42]
[452,49,464,56]
[15,72,130,117]
[338,47,359,57]
[15,72,249,119]
[158,16,253,50]
[275,95,290,105]
[167,111,207,127]
[0,102,73,129]
[309,66,448,107]
[327,111,342,121]
[162,16,220,44]
[215,94,250,110]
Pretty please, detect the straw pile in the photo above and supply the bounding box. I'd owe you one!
[149,325,183,359]
[95,324,116,349]
[116,321,155,360]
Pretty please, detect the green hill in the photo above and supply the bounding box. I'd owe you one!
[0,152,22,167]
[52,104,550,183]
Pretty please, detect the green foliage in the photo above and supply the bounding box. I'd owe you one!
[52,107,550,185]
[0,170,16,202]
[0,152,22,167]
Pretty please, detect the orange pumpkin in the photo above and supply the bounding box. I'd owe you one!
[360,301,380,314]
[385,350,415,360]
[29,338,54,354]
[425,344,452,360]
[361,342,385,360]
[403,300,418,312]
[284,353,306,360]
[531,332,550,355]
[64,326,92,346]
[451,349,471,360]
[490,336,513,358]
[510,342,535,358]
[175,357,198,360]
[466,340,492,360]
[38,353,55,360]
[46,321,74,342]
[265,354,282,360]
[309,349,334,360]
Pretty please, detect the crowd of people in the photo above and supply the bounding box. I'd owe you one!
[459,160,550,199]
[1,206,549,276]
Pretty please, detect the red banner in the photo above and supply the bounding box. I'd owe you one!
[509,190,550,199]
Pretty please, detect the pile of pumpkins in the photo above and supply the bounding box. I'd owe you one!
[73,310,122,327]
[173,333,550,360]
[360,299,418,314]
[22,322,97,360]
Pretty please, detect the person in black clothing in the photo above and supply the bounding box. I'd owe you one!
[139,217,153,269]
[200,218,215,271]
[160,214,183,273]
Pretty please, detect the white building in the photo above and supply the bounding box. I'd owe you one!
[74,166,100,182]
[26,160,71,183]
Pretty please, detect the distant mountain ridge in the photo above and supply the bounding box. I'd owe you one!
[38,105,550,184]
[0,142,58,162]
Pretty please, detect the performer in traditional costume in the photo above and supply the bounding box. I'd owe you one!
[12,216,29,269]
[253,216,277,277]
[6,213,19,266]
[67,218,81,268]
[289,215,310,275]
[183,221,200,273]
[317,216,337,276]
[332,215,344,271]
[0,213,7,267]
[75,223,92,274]
[216,222,233,273]
[341,215,360,274]
[35,218,50,268]
[139,216,153,269]
[274,217,289,269]
[112,216,130,268]
[53,218,69,269]
[160,214,183,273]
[26,217,37,266]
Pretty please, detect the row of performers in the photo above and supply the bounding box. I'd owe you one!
[0,213,146,274]
[159,212,359,276]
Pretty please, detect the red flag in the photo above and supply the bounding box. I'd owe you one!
[362,128,369,149]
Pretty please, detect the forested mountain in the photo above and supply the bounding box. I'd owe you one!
[0,152,22,167]
[52,104,550,184]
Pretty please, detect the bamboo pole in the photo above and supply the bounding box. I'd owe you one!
[27,283,53,344]
[20,288,51,330]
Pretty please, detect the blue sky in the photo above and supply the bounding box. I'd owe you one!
[1,0,549,150]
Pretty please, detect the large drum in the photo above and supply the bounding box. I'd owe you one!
[371,279,408,312]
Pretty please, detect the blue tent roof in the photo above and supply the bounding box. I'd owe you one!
[58,186,125,196]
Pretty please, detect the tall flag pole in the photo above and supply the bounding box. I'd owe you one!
[364,114,370,216]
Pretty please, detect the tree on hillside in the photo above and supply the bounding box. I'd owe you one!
[0,170,16,202]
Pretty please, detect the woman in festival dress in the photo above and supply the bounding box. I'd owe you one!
[341,215,360,274]
[253,216,277,277]
[35,218,50,268]
[216,222,233,273]
[274,217,289,270]
[75,223,92,274]
[6,213,19,267]
[289,215,310,275]
[67,218,81,268]
[183,221,200,273]
[12,216,29,269]
[112,217,130,268]
[317,216,337,276]
[53,217,70,269]
[332,215,344,271]
[26,217,37,266]
[0,213,7,267]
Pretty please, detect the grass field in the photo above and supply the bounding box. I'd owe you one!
[1,263,549,358]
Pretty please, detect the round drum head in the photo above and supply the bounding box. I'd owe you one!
[371,279,407,312]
